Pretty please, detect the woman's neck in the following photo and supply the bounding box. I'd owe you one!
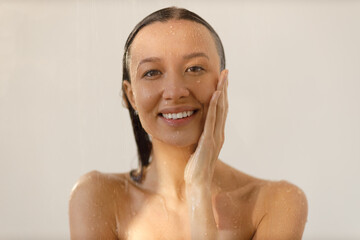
[141,139,196,203]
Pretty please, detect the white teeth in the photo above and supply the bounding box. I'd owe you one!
[162,111,194,120]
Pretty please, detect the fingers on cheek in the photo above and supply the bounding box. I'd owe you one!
[207,92,219,127]
[215,91,222,105]
[208,95,217,121]
[209,91,218,108]
[217,74,222,89]
[217,91,224,110]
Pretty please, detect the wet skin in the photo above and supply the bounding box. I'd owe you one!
[70,167,307,239]
[125,20,221,149]
[69,20,308,240]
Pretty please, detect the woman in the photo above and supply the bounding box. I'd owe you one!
[69,7,308,240]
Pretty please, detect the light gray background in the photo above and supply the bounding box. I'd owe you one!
[1,0,359,239]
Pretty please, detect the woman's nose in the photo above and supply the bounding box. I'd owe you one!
[162,75,190,100]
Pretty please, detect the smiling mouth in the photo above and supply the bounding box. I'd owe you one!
[160,110,196,120]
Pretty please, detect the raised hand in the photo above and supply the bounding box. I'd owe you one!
[184,69,229,187]
[184,69,228,239]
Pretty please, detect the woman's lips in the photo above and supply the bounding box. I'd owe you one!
[159,110,197,127]
[160,106,198,114]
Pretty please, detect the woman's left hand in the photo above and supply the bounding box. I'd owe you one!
[184,69,229,187]
[184,69,228,239]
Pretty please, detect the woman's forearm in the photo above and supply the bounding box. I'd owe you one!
[186,185,219,240]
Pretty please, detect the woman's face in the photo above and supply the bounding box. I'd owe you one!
[124,19,221,147]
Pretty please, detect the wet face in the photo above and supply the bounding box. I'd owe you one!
[123,19,221,147]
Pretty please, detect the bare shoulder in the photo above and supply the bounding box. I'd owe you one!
[253,179,308,240]
[218,162,307,218]
[216,162,308,239]
[69,170,130,239]
[258,180,308,206]
[256,180,308,219]
[70,170,129,208]
[70,170,129,196]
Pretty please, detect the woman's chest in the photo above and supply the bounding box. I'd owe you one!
[118,193,257,240]
[122,214,255,240]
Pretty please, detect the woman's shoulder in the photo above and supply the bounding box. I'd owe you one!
[250,179,308,239]
[231,169,307,238]
[253,178,308,218]
[217,161,307,204]
[70,170,132,204]
[218,162,307,238]
[69,170,132,239]
[232,165,306,210]
[71,170,129,188]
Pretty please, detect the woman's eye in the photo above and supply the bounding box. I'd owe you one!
[186,66,204,73]
[143,70,161,78]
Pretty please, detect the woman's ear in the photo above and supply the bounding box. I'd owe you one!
[122,80,137,111]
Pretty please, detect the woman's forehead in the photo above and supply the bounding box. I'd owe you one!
[129,20,218,63]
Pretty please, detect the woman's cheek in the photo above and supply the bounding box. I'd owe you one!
[197,78,217,104]
[194,76,218,120]
[134,84,160,115]
[134,85,159,136]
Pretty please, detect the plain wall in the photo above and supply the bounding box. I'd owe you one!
[1,0,359,239]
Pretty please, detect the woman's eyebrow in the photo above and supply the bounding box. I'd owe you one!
[137,52,209,70]
[183,52,209,60]
[137,57,161,70]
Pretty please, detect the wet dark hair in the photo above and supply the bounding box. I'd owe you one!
[122,6,226,183]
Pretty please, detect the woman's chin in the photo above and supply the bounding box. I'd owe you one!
[157,136,199,149]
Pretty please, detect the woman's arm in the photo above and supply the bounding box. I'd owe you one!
[69,171,118,240]
[184,69,228,240]
[185,185,218,239]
